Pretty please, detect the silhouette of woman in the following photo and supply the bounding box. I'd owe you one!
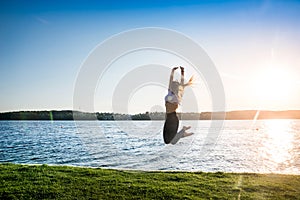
[163,66,194,144]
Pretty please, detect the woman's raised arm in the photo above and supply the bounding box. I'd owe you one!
[180,66,184,85]
[169,67,178,89]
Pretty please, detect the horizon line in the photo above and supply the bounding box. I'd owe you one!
[1,109,300,114]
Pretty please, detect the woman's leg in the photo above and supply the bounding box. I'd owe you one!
[170,126,193,145]
[163,112,179,144]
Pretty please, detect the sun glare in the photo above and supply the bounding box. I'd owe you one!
[254,66,294,106]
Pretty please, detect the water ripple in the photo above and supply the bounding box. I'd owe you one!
[0,120,299,174]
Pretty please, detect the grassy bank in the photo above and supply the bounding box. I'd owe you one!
[1,164,299,199]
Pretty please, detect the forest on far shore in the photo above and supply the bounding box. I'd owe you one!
[1,110,300,120]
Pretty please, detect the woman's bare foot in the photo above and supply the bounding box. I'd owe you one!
[183,126,191,131]
[183,132,194,137]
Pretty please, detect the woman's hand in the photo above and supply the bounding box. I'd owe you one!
[180,66,184,75]
[172,67,179,71]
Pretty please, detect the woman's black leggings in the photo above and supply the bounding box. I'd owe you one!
[163,112,179,144]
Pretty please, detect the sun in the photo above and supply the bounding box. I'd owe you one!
[254,66,293,106]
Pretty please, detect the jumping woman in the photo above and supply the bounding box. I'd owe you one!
[163,66,194,144]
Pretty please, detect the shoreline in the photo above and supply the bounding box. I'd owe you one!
[4,162,300,176]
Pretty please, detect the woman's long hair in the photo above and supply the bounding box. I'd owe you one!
[170,76,194,103]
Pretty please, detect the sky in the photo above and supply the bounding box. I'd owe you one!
[1,0,300,113]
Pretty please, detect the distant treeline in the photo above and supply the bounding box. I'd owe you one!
[0,111,198,121]
[0,110,300,120]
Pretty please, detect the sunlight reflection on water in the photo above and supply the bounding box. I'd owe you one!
[255,120,299,173]
[264,120,293,163]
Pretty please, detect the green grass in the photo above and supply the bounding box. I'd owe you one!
[1,163,300,199]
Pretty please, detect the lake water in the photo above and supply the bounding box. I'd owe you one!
[0,120,299,174]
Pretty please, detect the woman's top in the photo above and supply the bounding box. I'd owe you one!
[164,90,179,104]
[165,90,179,113]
